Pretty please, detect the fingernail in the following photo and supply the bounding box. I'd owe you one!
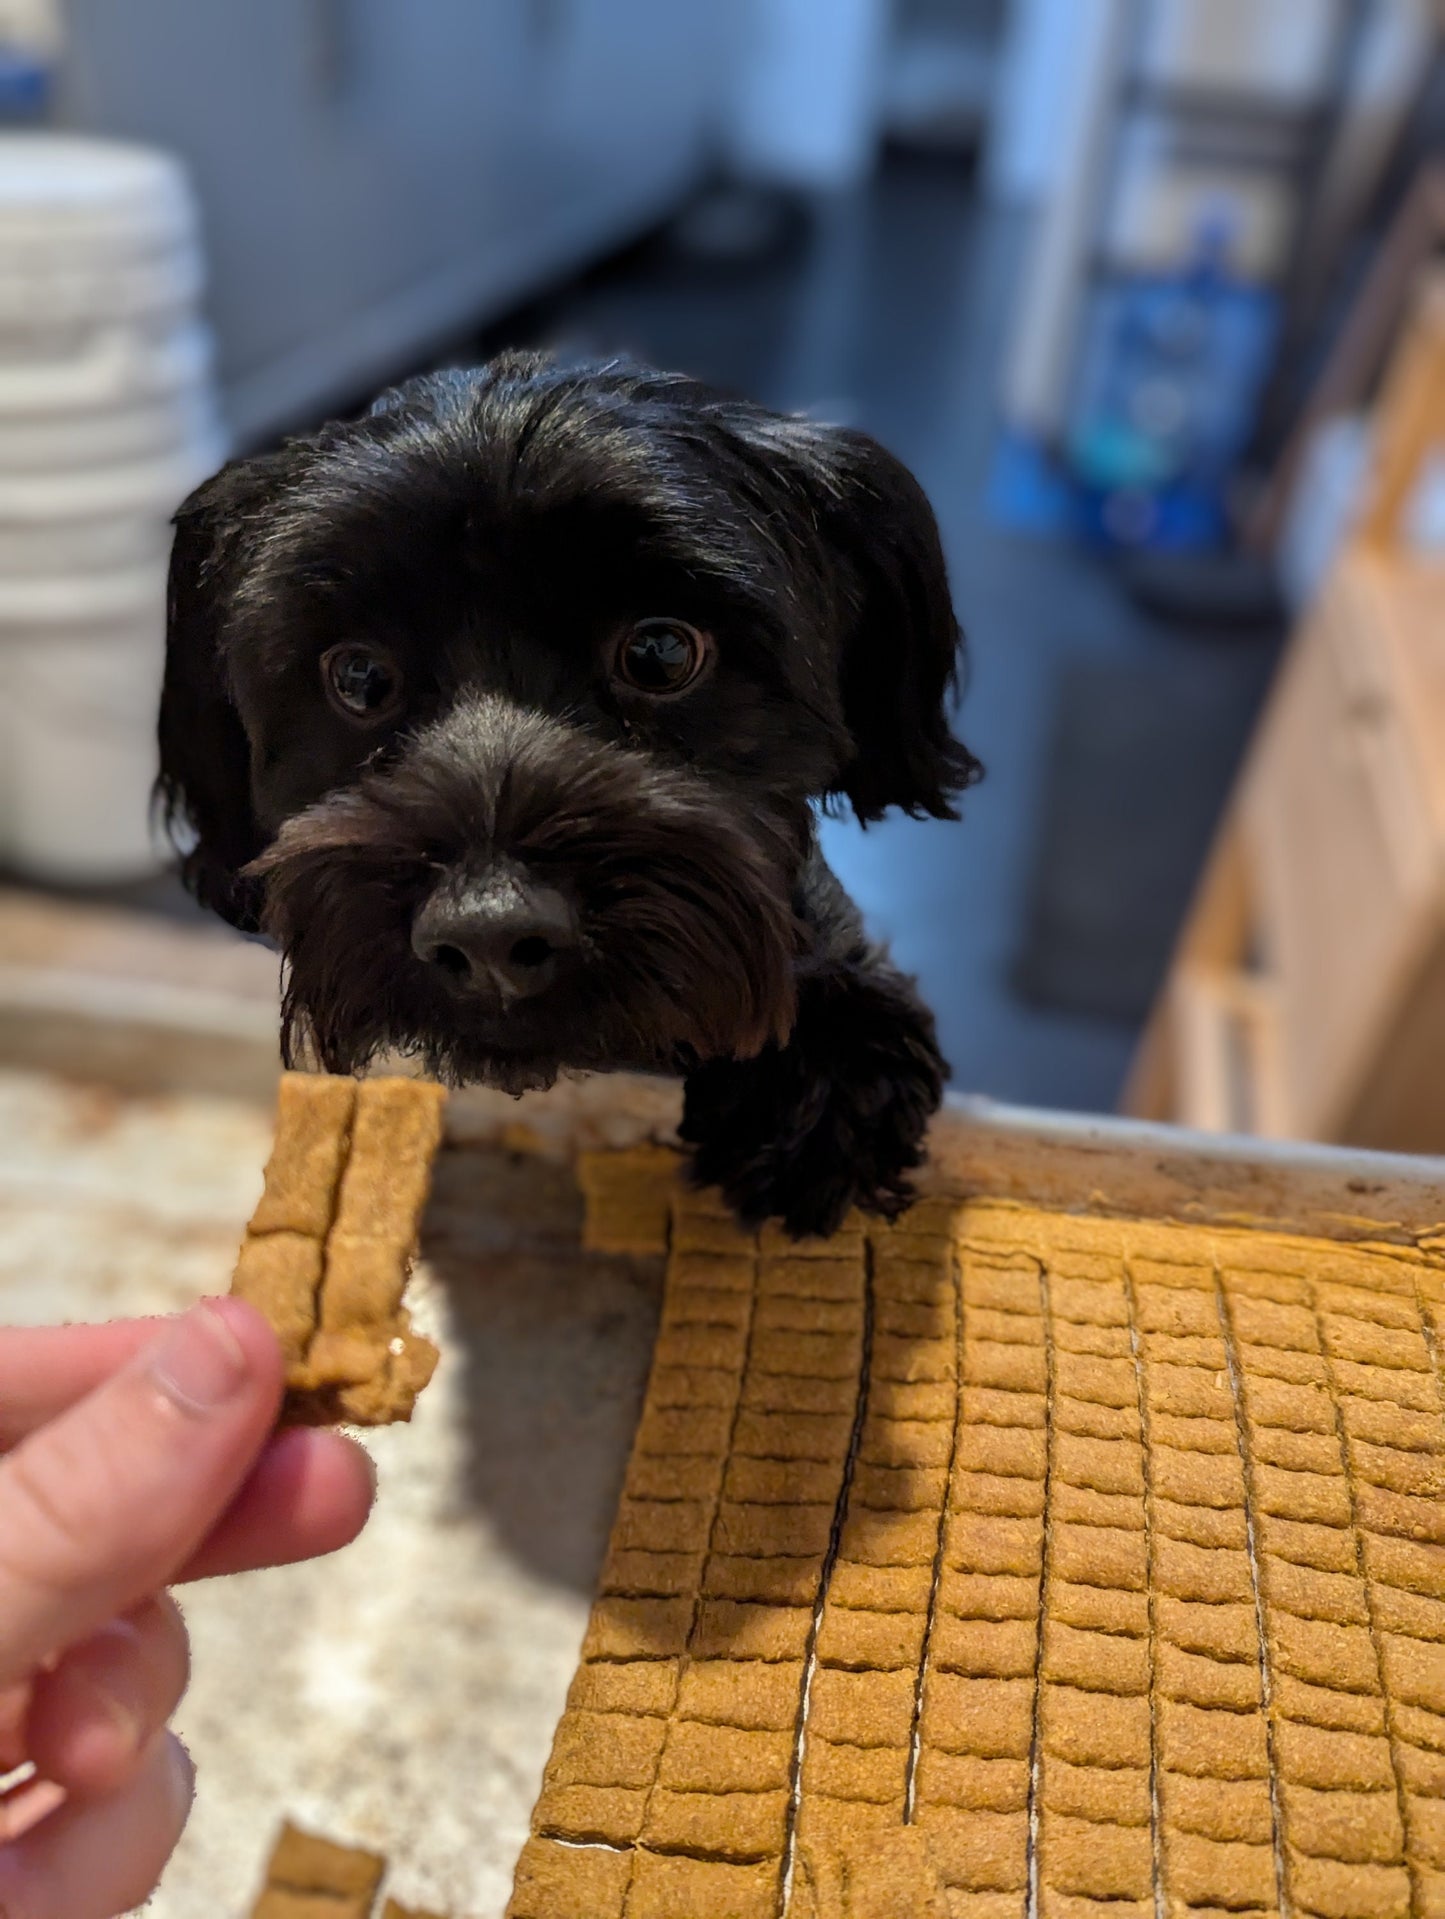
[149,1303,249,1415]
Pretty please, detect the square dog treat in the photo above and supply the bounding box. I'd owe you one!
[249,1822,385,1918]
[233,1073,446,1426]
[578,1145,681,1255]
[509,1837,632,1919]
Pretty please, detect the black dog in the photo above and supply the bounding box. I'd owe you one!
[157,351,979,1236]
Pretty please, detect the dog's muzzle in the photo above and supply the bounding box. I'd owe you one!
[249,696,805,1084]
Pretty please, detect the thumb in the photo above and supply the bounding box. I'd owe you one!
[0,1301,282,1689]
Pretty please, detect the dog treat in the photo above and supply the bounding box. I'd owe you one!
[578,1145,682,1255]
[245,1822,456,1919]
[792,1828,951,1918]
[232,1073,446,1425]
[512,1162,1445,1918]
[248,1822,386,1918]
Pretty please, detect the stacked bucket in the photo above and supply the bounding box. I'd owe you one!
[0,134,226,882]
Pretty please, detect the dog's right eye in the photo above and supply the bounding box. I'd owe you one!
[612,619,711,697]
[322,645,404,722]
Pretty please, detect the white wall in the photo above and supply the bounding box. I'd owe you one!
[986,0,1108,201]
[723,0,892,191]
[999,0,1130,431]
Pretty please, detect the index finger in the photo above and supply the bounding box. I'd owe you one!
[0,1321,166,1450]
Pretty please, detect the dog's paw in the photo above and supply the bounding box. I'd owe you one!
[679,964,946,1239]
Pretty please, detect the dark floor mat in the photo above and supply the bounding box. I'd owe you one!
[1012,645,1278,1023]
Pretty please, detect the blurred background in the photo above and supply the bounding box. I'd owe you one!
[0,0,1442,1150]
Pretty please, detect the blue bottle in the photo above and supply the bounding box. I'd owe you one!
[1067,200,1280,552]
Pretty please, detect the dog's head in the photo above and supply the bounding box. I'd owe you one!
[158,351,978,1089]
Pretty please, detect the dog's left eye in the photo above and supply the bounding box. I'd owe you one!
[613,619,711,696]
[322,645,404,721]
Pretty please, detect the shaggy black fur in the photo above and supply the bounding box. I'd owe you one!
[157,350,979,1235]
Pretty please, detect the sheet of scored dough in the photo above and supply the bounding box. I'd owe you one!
[511,1148,1445,1919]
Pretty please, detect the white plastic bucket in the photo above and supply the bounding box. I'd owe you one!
[0,136,223,882]
[0,320,214,414]
[0,247,204,331]
[0,321,220,467]
[0,561,174,625]
[0,134,201,330]
[0,431,225,572]
[0,386,221,470]
[0,135,196,254]
[0,570,167,881]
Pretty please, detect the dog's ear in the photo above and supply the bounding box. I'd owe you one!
[818,427,981,822]
[157,451,290,930]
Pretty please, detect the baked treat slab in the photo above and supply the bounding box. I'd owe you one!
[232,1073,446,1425]
[510,1167,1445,1919]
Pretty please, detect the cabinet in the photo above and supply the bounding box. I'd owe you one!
[1124,278,1445,1151]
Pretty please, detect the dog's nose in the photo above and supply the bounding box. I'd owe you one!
[411,873,579,1004]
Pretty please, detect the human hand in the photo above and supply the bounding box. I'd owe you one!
[0,1301,377,1919]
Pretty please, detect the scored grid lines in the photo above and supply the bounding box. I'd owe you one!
[1224,1238,1445,1919]
[1311,1275,1416,1918]
[512,1174,870,1919]
[1214,1270,1290,1919]
[1122,1269,1166,1919]
[906,1221,969,1825]
[510,1165,1445,1919]
[1033,1246,1155,1919]
[795,1206,957,1869]
[1222,1252,1403,1919]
